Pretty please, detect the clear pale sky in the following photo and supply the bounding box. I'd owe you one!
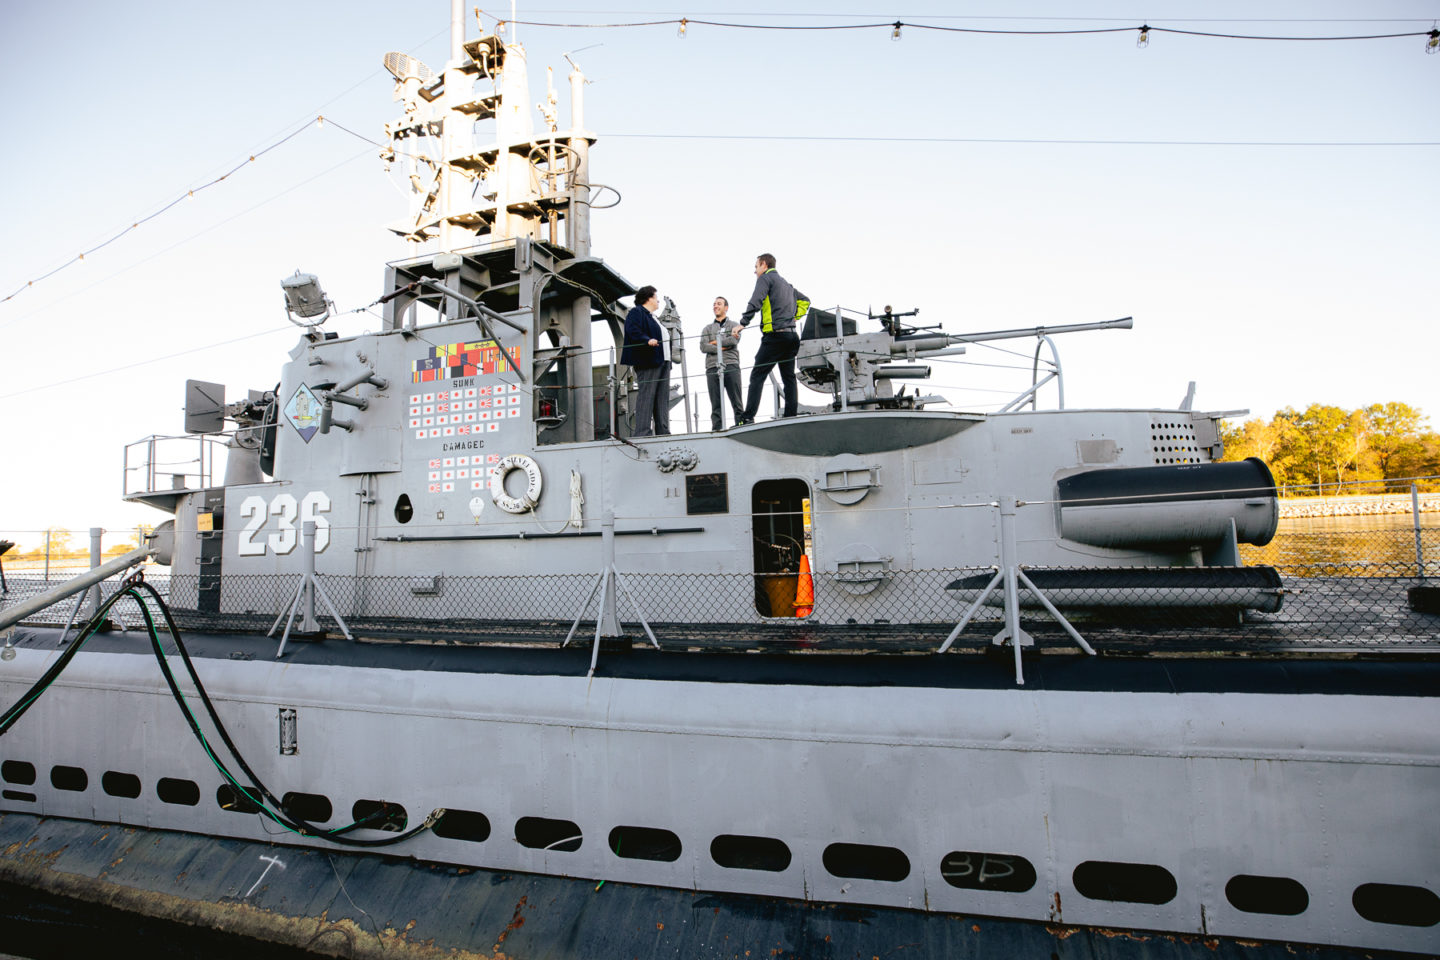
[1,2,1436,540]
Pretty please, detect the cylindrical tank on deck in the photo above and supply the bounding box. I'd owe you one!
[1057,458,1278,549]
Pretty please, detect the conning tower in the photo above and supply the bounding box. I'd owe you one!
[377,3,629,444]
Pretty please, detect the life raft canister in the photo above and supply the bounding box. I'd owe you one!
[489,454,543,513]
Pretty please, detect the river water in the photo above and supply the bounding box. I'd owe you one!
[1241,513,1438,577]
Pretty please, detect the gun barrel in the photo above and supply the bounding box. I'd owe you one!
[951,316,1133,345]
[874,364,931,380]
[889,336,952,355]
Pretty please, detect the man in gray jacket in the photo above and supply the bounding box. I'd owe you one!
[700,296,744,430]
[738,253,808,423]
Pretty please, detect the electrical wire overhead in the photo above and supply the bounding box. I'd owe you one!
[476,10,1439,44]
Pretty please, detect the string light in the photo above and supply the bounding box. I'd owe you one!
[5,17,1434,313]
[472,11,1435,45]
[1,117,319,308]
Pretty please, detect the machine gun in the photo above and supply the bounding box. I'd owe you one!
[796,312,1133,412]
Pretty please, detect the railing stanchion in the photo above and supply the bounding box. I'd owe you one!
[565,510,659,679]
[271,521,352,658]
[940,497,1094,684]
[1414,482,1425,580]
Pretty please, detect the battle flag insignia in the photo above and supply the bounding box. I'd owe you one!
[284,383,323,443]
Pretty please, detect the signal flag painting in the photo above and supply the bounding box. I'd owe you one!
[411,338,522,383]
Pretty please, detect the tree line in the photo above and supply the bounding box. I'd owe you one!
[1221,402,1440,494]
[3,527,149,559]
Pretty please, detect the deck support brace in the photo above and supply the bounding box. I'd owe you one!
[563,510,659,678]
[272,522,353,658]
[938,496,1095,684]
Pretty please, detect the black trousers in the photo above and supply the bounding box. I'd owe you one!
[706,364,744,429]
[743,331,800,421]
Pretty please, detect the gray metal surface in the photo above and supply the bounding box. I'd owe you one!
[1,641,1437,952]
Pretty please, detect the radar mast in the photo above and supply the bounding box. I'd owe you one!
[381,0,593,254]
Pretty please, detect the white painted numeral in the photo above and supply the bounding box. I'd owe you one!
[300,491,332,553]
[237,495,268,557]
[233,491,331,557]
[267,493,298,555]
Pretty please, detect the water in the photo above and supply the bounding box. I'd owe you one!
[1241,513,1438,577]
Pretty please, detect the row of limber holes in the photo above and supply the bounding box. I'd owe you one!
[5,761,1438,929]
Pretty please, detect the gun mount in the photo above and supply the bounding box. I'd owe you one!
[797,313,1134,412]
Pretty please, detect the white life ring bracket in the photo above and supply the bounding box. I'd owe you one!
[490,454,543,514]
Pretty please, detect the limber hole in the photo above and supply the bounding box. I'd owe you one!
[1225,874,1308,916]
[157,777,200,806]
[608,826,682,862]
[352,799,408,833]
[2,761,36,785]
[1352,883,1440,927]
[941,851,1037,893]
[1073,860,1177,905]
[282,791,333,824]
[50,765,87,792]
[217,784,262,814]
[822,842,911,883]
[102,771,142,799]
[710,834,792,873]
[433,809,491,843]
[515,816,582,852]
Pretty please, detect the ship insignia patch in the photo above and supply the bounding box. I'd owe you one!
[284,383,322,443]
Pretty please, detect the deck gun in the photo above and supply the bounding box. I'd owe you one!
[796,313,1133,411]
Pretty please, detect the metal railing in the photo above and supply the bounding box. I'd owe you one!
[4,491,1436,685]
[122,434,227,499]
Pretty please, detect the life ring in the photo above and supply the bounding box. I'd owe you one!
[490,454,543,514]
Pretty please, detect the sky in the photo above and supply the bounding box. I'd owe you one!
[0,1,1436,541]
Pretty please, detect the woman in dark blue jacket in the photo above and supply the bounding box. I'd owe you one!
[622,285,669,437]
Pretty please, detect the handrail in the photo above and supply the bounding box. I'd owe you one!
[0,547,153,632]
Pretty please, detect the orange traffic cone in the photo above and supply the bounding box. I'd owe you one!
[794,552,814,618]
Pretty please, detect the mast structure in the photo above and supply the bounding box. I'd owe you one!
[377,4,622,446]
[380,1,593,254]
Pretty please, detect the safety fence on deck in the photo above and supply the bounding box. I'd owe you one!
[4,557,1435,655]
[1,517,1436,657]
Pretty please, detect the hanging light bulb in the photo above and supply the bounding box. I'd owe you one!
[1137,25,1150,48]
[1427,29,1439,54]
[677,18,687,39]
[891,21,903,41]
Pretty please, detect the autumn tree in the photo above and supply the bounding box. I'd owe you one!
[1222,402,1437,494]
[1365,402,1429,484]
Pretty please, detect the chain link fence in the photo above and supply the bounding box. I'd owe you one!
[3,519,1436,653]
